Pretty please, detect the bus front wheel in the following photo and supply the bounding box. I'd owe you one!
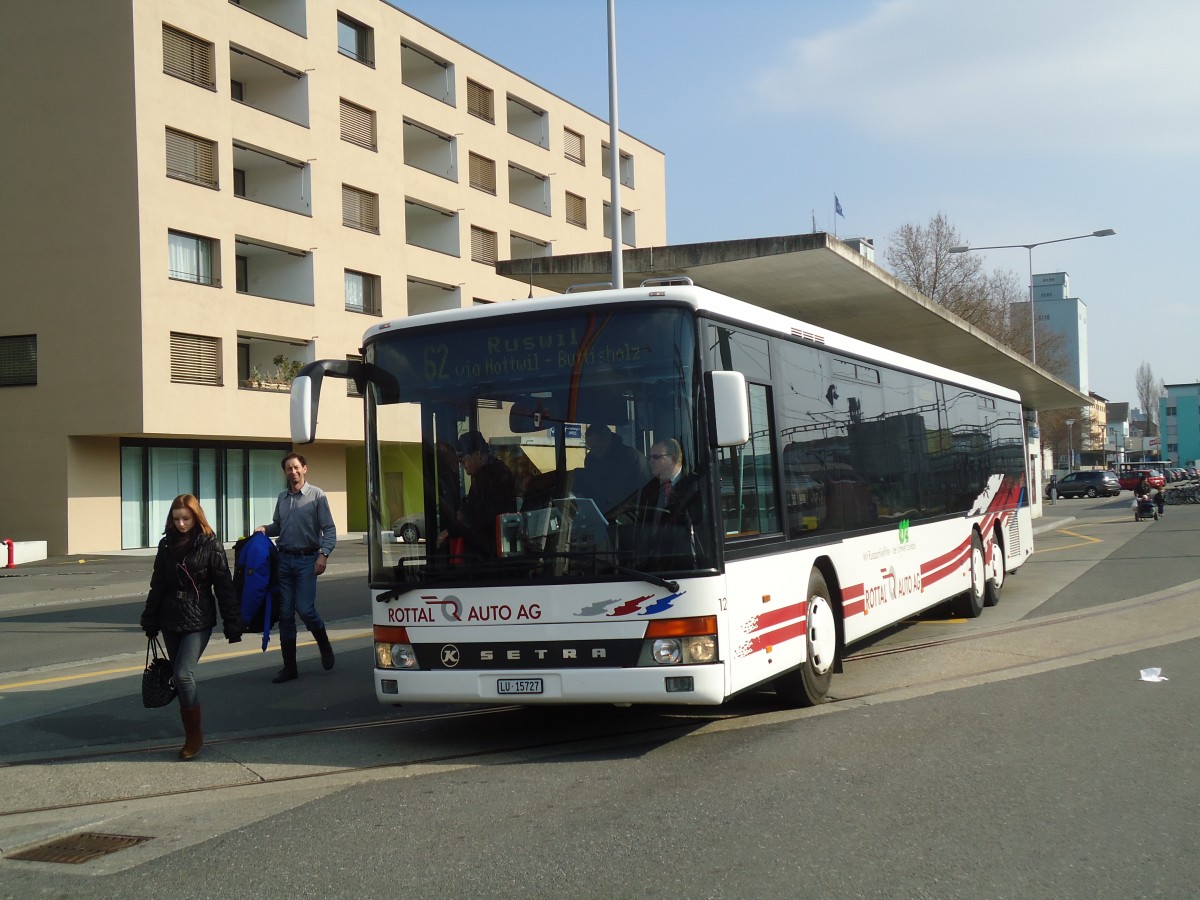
[775,569,837,707]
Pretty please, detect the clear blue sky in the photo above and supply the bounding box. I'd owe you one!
[391,0,1199,405]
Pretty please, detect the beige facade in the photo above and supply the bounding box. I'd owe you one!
[0,0,665,554]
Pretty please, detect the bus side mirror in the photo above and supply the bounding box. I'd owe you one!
[290,373,319,444]
[707,370,749,447]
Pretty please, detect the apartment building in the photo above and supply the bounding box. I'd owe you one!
[0,0,666,554]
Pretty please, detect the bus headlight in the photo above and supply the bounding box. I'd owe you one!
[375,642,417,670]
[652,638,683,665]
[683,635,717,663]
[643,616,719,666]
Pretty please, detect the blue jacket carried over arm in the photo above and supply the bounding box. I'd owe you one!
[234,531,280,651]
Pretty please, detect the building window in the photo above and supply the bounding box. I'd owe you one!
[170,332,222,385]
[165,128,218,189]
[345,270,381,315]
[471,226,498,265]
[340,98,377,151]
[168,230,219,285]
[236,254,248,292]
[565,192,587,228]
[342,185,379,233]
[233,168,246,197]
[468,152,496,194]
[162,24,215,89]
[0,334,37,387]
[564,128,584,164]
[337,12,374,66]
[467,79,494,122]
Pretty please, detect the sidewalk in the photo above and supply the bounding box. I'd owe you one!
[0,535,370,612]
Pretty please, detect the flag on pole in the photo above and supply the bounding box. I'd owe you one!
[834,195,844,218]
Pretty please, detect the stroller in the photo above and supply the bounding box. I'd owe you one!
[1134,492,1158,521]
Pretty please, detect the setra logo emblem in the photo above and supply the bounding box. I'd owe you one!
[440,645,461,668]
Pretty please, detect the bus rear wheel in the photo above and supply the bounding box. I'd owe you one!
[775,569,837,707]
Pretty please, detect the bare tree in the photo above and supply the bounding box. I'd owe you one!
[1135,362,1164,436]
[886,213,1068,375]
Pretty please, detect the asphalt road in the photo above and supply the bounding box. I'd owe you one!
[1,500,1197,898]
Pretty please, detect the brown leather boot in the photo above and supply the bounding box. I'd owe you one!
[179,704,203,760]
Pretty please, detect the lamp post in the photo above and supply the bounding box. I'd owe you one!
[1065,418,1075,471]
[949,229,1115,367]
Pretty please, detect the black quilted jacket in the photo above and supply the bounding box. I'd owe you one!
[140,532,242,635]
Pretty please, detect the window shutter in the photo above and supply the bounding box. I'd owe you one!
[342,185,379,233]
[467,79,494,122]
[170,332,221,385]
[471,226,497,265]
[0,335,37,386]
[340,99,377,150]
[565,192,587,228]
[469,153,496,193]
[162,24,215,88]
[165,128,217,188]
[564,129,584,164]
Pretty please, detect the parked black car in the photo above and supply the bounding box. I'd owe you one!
[1047,470,1122,499]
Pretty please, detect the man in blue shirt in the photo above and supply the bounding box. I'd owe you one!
[256,452,337,683]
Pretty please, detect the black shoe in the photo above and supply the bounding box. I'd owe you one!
[312,626,336,671]
[273,639,298,682]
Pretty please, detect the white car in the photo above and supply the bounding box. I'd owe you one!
[392,514,426,544]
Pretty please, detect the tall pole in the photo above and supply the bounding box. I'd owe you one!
[607,0,623,290]
[1027,246,1036,367]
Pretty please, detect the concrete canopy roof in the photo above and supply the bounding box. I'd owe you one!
[497,232,1087,412]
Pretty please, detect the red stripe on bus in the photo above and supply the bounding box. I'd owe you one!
[747,619,808,655]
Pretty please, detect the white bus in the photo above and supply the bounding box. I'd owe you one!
[291,282,1032,707]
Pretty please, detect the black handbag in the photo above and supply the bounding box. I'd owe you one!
[141,636,177,708]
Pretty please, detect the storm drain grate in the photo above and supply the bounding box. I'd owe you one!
[6,832,154,864]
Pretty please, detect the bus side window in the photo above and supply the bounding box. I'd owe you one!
[721,382,780,538]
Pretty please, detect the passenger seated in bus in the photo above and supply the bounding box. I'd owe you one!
[437,431,516,560]
[574,424,651,518]
[635,438,704,567]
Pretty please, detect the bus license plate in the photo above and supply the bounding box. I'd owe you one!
[497,678,543,695]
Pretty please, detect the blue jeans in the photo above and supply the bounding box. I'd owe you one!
[164,629,212,709]
[277,551,324,642]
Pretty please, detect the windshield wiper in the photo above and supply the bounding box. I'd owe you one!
[529,550,680,593]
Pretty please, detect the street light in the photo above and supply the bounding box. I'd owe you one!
[949,229,1115,367]
[1065,418,1075,471]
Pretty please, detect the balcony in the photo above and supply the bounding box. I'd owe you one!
[405,200,459,256]
[407,277,460,316]
[237,334,310,392]
[401,42,454,105]
[233,142,310,215]
[229,45,309,127]
[234,236,313,305]
[403,120,457,181]
[228,0,307,37]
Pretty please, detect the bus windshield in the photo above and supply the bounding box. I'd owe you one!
[365,304,715,587]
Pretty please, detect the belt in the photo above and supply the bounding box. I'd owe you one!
[279,547,319,556]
